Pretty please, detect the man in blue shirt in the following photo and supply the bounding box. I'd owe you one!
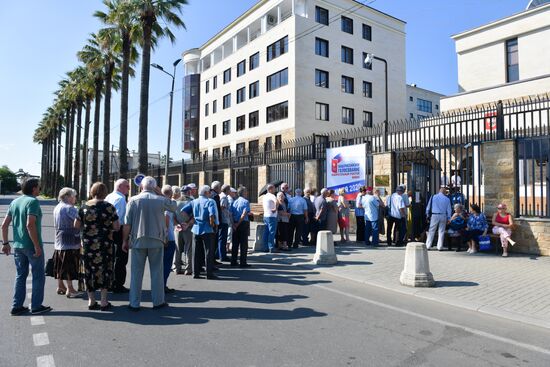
[181,185,219,279]
[230,186,251,267]
[288,189,308,248]
[425,186,453,250]
[362,187,382,246]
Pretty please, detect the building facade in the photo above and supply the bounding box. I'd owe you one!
[441,2,550,111]
[406,84,444,120]
[182,0,406,157]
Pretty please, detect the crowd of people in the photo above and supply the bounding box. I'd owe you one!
[1,177,517,316]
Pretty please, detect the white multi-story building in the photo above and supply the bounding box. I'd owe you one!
[441,1,550,111]
[182,0,406,157]
[406,84,444,120]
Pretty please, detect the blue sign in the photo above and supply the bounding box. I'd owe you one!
[134,173,145,187]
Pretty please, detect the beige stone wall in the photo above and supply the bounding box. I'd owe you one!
[198,171,205,187]
[223,169,231,186]
[373,153,394,195]
[483,140,516,215]
[513,219,550,256]
[257,165,268,195]
[304,160,319,190]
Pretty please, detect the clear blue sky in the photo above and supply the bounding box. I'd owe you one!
[0,0,526,176]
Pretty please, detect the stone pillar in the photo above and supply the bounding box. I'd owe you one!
[223,168,231,186]
[198,171,205,187]
[373,152,394,196]
[258,165,268,192]
[177,173,183,187]
[313,231,338,265]
[400,242,435,287]
[304,160,319,189]
[483,140,516,216]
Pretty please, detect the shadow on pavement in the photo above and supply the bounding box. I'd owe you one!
[435,280,479,288]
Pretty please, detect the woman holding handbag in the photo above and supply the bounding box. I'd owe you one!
[464,204,488,254]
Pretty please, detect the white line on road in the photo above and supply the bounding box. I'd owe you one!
[36,355,55,367]
[30,316,45,326]
[33,332,50,347]
[314,284,550,356]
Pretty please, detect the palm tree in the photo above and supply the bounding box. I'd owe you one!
[136,0,187,174]
[95,0,140,179]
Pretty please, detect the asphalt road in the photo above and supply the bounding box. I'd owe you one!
[1,195,549,367]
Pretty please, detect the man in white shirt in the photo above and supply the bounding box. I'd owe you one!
[425,186,453,250]
[262,184,278,253]
[385,186,406,246]
[451,172,462,188]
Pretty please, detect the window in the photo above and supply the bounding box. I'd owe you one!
[236,143,245,155]
[212,124,217,138]
[204,126,209,140]
[362,81,372,98]
[237,87,246,104]
[265,137,273,151]
[417,114,427,120]
[267,101,288,123]
[223,68,231,84]
[315,69,329,88]
[362,52,372,70]
[237,60,246,77]
[267,36,288,61]
[249,110,259,128]
[213,148,220,159]
[223,94,231,109]
[206,80,210,94]
[342,107,354,125]
[341,46,353,64]
[267,68,288,92]
[249,140,259,154]
[417,98,432,113]
[249,81,259,99]
[409,96,413,102]
[506,38,519,83]
[190,108,198,118]
[316,102,329,121]
[410,113,414,119]
[315,6,329,25]
[315,37,329,57]
[341,16,353,34]
[362,24,372,41]
[249,52,259,71]
[236,115,246,131]
[275,135,282,150]
[222,120,231,135]
[205,103,209,116]
[435,104,439,110]
[213,76,217,89]
[341,76,354,94]
[212,100,217,114]
[222,146,230,158]
[190,86,198,97]
[363,111,373,127]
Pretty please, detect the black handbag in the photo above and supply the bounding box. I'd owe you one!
[384,195,391,219]
[45,257,55,277]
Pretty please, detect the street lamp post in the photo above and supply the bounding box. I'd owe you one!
[364,53,388,151]
[152,58,182,182]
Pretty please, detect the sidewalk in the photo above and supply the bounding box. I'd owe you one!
[248,223,550,330]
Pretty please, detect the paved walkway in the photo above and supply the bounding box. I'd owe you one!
[248,223,550,329]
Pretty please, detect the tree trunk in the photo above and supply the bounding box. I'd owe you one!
[56,120,62,194]
[138,11,154,174]
[73,101,83,192]
[52,129,57,196]
[64,108,71,186]
[91,78,103,183]
[80,97,92,201]
[119,32,131,179]
[67,104,75,187]
[102,62,114,187]
[40,140,46,194]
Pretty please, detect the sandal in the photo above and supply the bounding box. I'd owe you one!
[100,302,112,311]
[56,288,67,295]
[88,302,100,310]
[66,291,83,299]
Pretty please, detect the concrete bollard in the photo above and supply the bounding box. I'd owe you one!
[313,230,338,265]
[400,242,435,287]
[253,224,266,252]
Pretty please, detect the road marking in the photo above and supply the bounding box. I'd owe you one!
[36,355,55,367]
[314,284,550,356]
[33,332,50,347]
[30,316,45,326]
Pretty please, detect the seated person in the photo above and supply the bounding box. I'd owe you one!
[448,203,467,251]
[463,204,488,254]
[492,203,517,257]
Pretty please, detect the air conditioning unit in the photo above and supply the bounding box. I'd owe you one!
[267,15,276,25]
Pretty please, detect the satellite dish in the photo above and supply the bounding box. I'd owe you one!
[526,0,550,10]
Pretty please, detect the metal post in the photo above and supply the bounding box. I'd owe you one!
[496,100,504,140]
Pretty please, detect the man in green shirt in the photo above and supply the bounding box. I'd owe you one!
[1,178,51,316]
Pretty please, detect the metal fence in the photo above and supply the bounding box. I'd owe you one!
[517,136,549,217]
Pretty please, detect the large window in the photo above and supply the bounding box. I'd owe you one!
[315,37,329,57]
[237,60,246,77]
[222,146,230,158]
[212,100,217,114]
[236,143,245,155]
[341,16,353,34]
[341,46,353,64]
[362,52,372,70]
[315,6,329,25]
[506,38,519,83]
[249,111,259,128]
[363,81,372,98]
[205,80,210,94]
[267,68,288,92]
[275,135,282,150]
[362,24,372,41]
[267,101,288,123]
[237,87,246,104]
[222,120,231,135]
[236,115,246,131]
[315,69,329,88]
[213,148,220,159]
[341,75,354,94]
[267,36,288,61]
[223,68,231,84]
[249,81,259,99]
[417,98,432,113]
[316,102,329,121]
[342,107,354,125]
[249,140,259,154]
[223,94,231,109]
[363,111,373,127]
[249,52,260,71]
[265,136,273,151]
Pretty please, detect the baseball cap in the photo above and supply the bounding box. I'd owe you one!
[187,183,197,189]
[230,187,237,193]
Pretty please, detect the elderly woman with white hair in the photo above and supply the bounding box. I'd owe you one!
[53,187,82,298]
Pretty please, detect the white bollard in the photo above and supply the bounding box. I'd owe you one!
[400,242,435,287]
[313,230,338,265]
[253,224,266,252]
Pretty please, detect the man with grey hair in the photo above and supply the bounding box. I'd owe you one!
[175,186,194,275]
[312,188,329,246]
[288,188,308,248]
[217,184,232,262]
[230,186,251,266]
[106,178,130,293]
[123,176,177,311]
[210,181,223,266]
[303,188,316,246]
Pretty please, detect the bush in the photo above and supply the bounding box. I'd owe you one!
[0,166,18,194]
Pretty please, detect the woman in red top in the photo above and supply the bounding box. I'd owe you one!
[492,203,517,257]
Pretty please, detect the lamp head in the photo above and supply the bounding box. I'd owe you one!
[173,58,182,67]
[151,63,164,71]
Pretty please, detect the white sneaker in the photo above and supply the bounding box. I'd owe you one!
[470,249,477,254]
[467,248,472,253]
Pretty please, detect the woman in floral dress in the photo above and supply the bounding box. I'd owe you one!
[75,182,120,311]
